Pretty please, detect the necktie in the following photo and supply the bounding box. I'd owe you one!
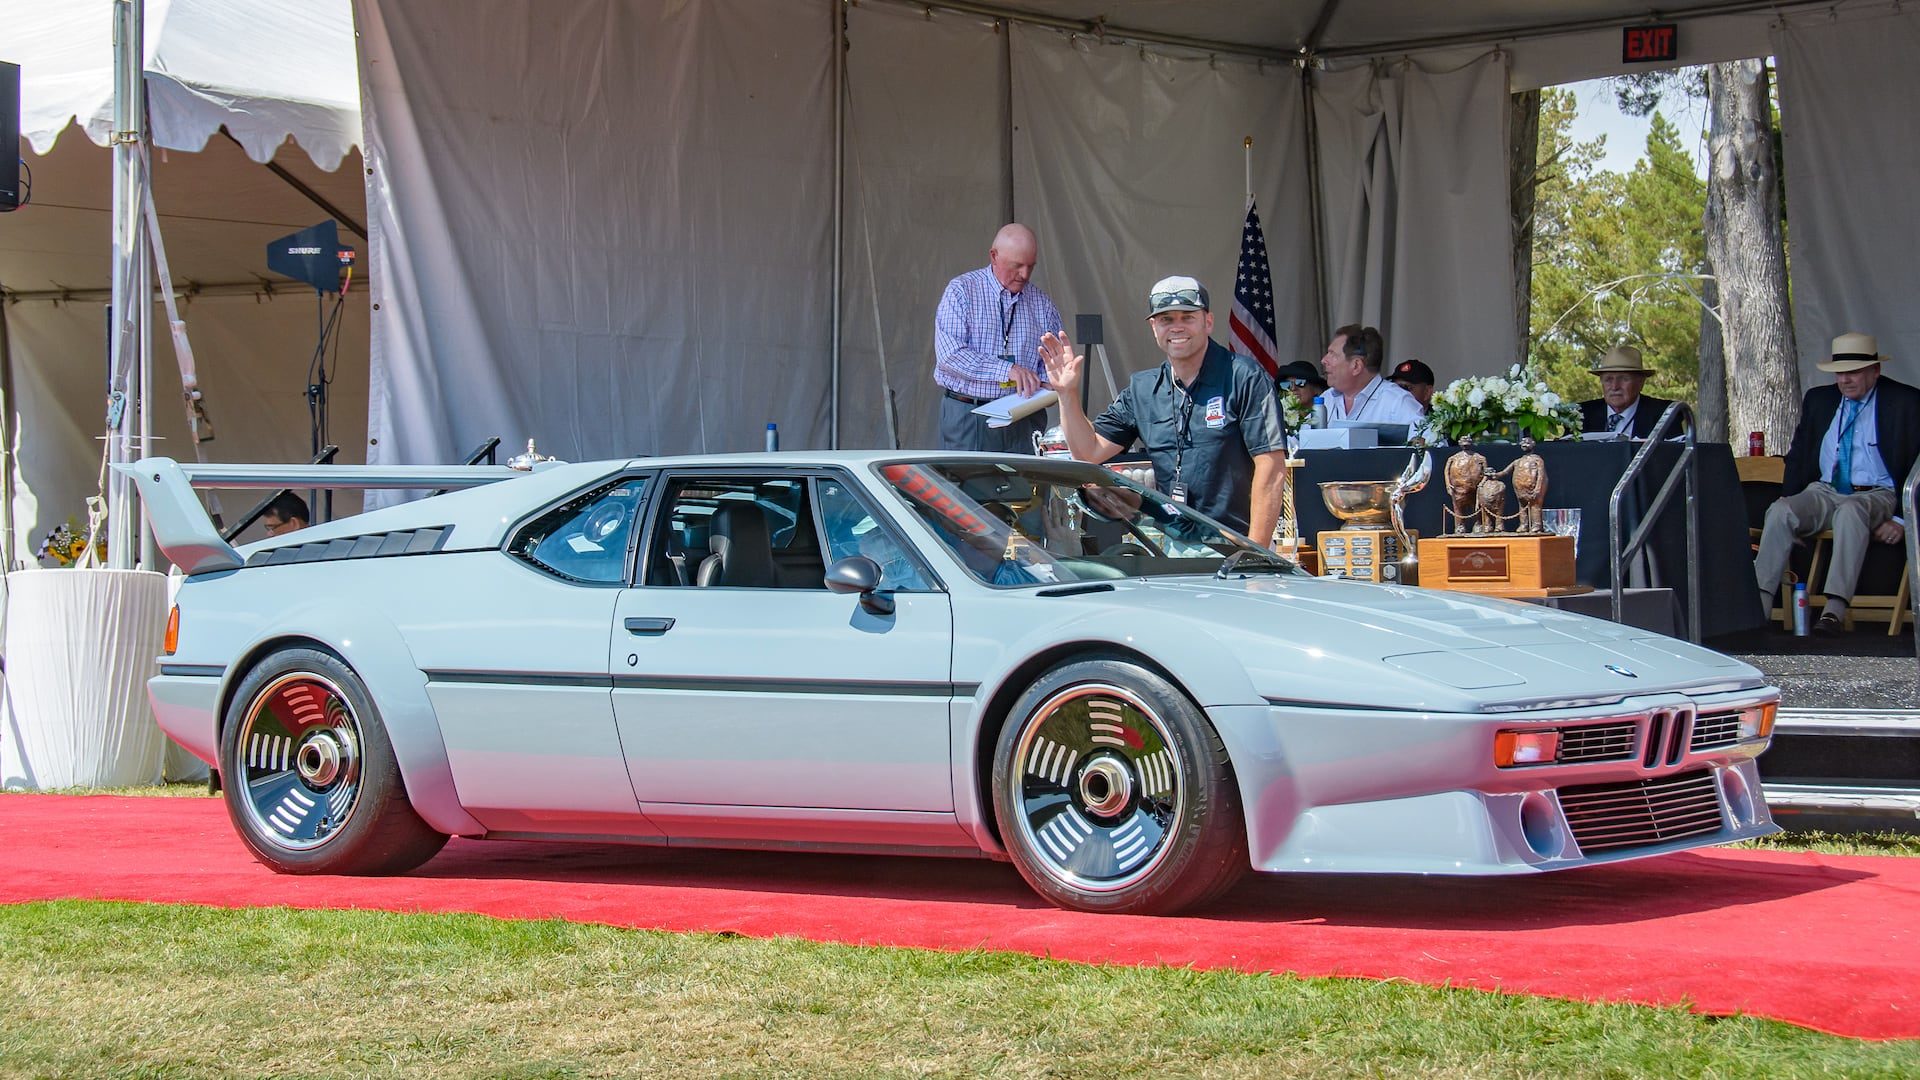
[1834,400,1858,495]
[1606,412,1626,436]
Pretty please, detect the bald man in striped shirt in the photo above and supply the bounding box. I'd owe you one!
[933,223,1063,452]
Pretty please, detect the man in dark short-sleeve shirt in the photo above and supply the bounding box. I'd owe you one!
[1038,275,1287,541]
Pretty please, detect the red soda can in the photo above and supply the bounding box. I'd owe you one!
[1749,431,1764,456]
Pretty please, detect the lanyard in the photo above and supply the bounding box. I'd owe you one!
[1342,377,1380,420]
[1170,375,1197,484]
[999,292,1022,354]
[1838,389,1873,445]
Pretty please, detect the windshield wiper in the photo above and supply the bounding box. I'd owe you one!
[1215,549,1294,579]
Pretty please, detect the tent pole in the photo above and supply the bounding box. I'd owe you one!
[0,300,16,569]
[107,0,145,570]
[1001,21,1014,224]
[1301,63,1329,348]
[830,0,845,450]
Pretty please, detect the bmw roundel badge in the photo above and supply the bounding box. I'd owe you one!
[1605,663,1638,678]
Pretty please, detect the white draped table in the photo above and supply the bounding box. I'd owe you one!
[2,568,173,789]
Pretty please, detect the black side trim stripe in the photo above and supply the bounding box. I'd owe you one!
[615,675,965,697]
[424,671,975,697]
[426,670,612,688]
[159,664,226,679]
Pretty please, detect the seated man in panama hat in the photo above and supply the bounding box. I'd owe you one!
[1579,344,1673,438]
[1755,332,1920,634]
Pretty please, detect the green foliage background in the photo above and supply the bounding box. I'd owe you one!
[1529,89,1707,410]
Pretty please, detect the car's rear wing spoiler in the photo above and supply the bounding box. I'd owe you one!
[114,457,526,575]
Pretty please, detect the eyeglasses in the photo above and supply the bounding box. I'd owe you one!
[1149,289,1204,310]
[1280,378,1306,389]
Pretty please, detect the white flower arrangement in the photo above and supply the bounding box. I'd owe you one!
[1279,391,1313,431]
[1427,363,1581,443]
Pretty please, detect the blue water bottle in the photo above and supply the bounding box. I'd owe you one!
[1310,395,1327,430]
[765,422,779,452]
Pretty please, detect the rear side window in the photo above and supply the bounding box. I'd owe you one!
[509,477,649,584]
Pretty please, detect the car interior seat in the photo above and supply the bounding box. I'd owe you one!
[697,503,781,588]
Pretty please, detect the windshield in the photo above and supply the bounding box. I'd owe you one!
[876,458,1297,587]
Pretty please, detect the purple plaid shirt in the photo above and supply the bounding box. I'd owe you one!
[933,267,1062,400]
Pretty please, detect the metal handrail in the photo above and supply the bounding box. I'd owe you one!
[432,436,503,496]
[219,444,339,542]
[1607,401,1701,641]
[1903,454,1920,675]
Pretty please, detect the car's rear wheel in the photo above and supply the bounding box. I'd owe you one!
[991,656,1246,914]
[219,647,446,875]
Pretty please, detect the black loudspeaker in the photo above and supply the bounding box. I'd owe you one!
[267,219,356,293]
[1,61,20,213]
[1076,313,1103,346]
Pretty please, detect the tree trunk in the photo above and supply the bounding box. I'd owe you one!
[1508,89,1541,365]
[1705,60,1797,448]
[1696,266,1728,443]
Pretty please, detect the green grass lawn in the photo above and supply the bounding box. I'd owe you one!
[2,901,1916,1078]
[5,787,1916,1074]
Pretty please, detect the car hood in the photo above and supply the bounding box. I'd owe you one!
[1081,574,1763,712]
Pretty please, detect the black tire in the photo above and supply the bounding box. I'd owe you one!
[219,647,447,875]
[991,656,1247,914]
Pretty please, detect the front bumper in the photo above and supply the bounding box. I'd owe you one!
[1210,688,1780,875]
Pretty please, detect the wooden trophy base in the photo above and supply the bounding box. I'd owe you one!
[1275,542,1319,576]
[1317,528,1416,584]
[1415,533,1587,597]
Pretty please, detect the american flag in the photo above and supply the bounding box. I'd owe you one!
[1228,201,1278,378]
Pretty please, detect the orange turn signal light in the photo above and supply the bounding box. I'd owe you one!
[163,605,180,655]
[1739,702,1777,741]
[1494,729,1561,768]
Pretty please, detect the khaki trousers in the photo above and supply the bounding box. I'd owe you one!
[1753,481,1898,604]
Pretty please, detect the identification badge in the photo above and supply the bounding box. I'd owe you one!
[1169,481,1189,504]
[1205,396,1227,428]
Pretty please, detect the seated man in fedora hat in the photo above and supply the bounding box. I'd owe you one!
[1755,332,1920,634]
[1579,345,1673,438]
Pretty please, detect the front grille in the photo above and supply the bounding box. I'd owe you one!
[1559,769,1724,854]
[1556,721,1637,763]
[1690,711,1743,751]
[1641,708,1692,768]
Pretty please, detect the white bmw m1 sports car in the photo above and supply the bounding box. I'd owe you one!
[126,451,1779,915]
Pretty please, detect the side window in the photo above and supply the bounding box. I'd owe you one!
[815,478,932,592]
[646,475,827,589]
[508,477,649,585]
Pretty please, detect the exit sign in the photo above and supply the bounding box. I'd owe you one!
[1623,23,1678,63]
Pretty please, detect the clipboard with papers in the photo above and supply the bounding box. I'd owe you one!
[971,388,1059,428]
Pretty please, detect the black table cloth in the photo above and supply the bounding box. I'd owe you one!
[1289,441,1764,639]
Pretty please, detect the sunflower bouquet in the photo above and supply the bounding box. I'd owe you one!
[35,519,104,568]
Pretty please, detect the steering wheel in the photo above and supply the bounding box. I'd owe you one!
[1101,541,1153,558]
[583,502,628,544]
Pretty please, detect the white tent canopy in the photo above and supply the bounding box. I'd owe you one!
[13,0,360,168]
[2,0,368,567]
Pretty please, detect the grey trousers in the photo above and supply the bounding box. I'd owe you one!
[1753,481,1898,603]
[938,393,1044,453]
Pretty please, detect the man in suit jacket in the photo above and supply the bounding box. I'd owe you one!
[1755,332,1920,634]
[1579,345,1674,438]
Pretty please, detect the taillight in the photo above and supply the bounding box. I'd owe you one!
[163,605,180,655]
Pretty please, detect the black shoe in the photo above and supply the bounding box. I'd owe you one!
[1813,613,1845,637]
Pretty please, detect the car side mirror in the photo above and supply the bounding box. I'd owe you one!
[825,555,894,615]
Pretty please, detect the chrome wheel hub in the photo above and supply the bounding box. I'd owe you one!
[233,672,364,851]
[1077,754,1133,818]
[1010,684,1184,893]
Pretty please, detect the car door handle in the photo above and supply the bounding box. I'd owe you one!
[624,617,675,635]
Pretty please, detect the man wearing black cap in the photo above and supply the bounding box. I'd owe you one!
[1389,359,1436,414]
[1037,275,1287,543]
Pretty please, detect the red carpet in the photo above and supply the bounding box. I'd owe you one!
[4,795,1917,1040]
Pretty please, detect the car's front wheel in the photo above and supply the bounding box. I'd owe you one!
[219,647,446,875]
[991,656,1246,914]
